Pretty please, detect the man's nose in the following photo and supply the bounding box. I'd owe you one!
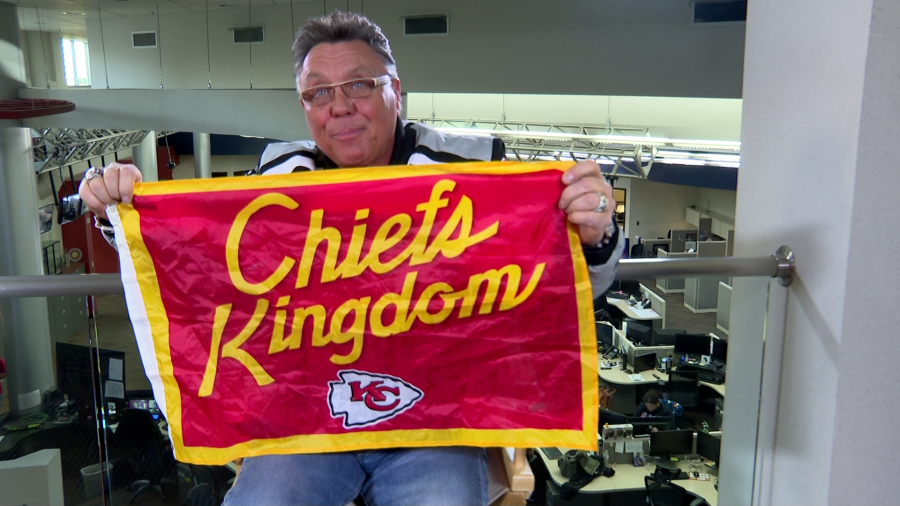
[331,87,354,116]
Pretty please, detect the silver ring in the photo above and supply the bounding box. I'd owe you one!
[594,193,608,213]
[83,167,102,183]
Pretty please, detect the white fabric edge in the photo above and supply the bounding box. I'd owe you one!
[106,205,170,422]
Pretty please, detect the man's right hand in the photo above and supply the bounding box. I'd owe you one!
[78,163,143,221]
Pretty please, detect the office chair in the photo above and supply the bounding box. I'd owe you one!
[666,371,700,427]
[644,475,709,506]
[110,408,175,504]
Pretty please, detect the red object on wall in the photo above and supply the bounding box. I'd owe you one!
[57,180,120,275]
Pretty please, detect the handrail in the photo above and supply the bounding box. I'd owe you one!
[0,246,794,299]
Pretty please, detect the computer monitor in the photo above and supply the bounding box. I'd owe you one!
[633,352,657,373]
[599,407,628,428]
[627,416,673,436]
[649,429,694,457]
[711,337,728,363]
[128,398,162,420]
[651,328,685,347]
[596,322,613,347]
[674,334,712,355]
[55,342,126,413]
[626,321,652,346]
[696,431,721,463]
[55,342,95,404]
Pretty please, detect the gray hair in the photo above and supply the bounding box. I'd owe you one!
[292,10,398,92]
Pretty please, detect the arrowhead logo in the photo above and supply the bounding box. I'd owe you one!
[328,370,424,429]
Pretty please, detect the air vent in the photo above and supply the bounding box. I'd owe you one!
[403,14,449,36]
[132,31,157,48]
[693,1,747,24]
[233,26,264,44]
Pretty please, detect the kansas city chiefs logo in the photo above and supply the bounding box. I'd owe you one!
[328,370,424,428]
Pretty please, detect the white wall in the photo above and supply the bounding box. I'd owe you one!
[171,154,258,180]
[19,88,309,141]
[696,187,737,220]
[24,31,56,89]
[734,0,900,504]
[69,0,745,97]
[626,179,697,244]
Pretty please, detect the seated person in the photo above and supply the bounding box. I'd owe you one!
[633,390,676,431]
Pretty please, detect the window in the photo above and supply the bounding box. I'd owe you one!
[61,38,90,87]
[233,26,264,44]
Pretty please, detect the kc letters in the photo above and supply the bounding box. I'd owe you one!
[110,162,598,464]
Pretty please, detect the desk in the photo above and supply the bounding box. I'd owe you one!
[606,298,662,321]
[599,359,726,396]
[598,359,725,414]
[539,448,717,506]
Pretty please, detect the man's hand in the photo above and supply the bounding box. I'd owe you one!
[558,161,616,245]
[78,163,143,221]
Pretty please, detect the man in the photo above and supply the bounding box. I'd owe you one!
[80,11,623,506]
[634,389,677,431]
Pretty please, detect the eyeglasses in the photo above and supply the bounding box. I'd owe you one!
[300,75,392,106]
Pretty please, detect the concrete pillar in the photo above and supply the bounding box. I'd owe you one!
[193,132,212,179]
[0,127,56,412]
[131,131,158,183]
[733,0,900,504]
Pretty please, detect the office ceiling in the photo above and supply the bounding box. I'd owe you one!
[7,0,321,33]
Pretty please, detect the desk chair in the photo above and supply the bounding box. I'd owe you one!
[110,408,175,504]
[644,475,709,506]
[665,371,700,427]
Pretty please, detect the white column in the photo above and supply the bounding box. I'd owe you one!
[0,127,56,412]
[193,132,212,179]
[734,0,900,504]
[131,131,158,182]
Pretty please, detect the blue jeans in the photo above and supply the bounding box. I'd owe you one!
[223,447,487,506]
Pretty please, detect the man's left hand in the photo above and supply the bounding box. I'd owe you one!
[558,161,616,245]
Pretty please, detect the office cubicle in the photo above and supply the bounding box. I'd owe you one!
[656,250,697,293]
[638,283,667,329]
[670,229,699,254]
[684,241,729,313]
[639,239,670,259]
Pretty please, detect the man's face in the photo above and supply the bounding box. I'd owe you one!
[646,401,659,412]
[298,40,402,168]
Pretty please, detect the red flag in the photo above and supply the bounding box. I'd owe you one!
[110,161,598,464]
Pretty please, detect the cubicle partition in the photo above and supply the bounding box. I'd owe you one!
[656,250,697,293]
[638,283,667,329]
[684,242,729,313]
[717,282,732,335]
[639,239,671,259]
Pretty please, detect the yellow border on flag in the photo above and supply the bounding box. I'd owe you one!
[132,160,567,196]
[118,161,602,465]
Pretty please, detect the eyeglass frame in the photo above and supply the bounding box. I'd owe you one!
[300,75,394,106]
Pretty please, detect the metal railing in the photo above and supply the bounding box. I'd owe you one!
[0,246,794,299]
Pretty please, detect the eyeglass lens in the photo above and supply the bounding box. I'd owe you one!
[305,79,378,105]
